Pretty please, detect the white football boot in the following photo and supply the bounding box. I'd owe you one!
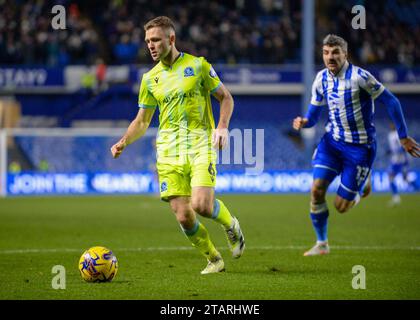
[201,255,225,275]
[389,195,401,206]
[303,242,330,256]
[224,216,245,259]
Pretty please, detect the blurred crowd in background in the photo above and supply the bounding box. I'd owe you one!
[1,0,420,66]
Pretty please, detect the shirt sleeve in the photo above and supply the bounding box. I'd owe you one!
[310,72,326,106]
[138,74,158,109]
[201,58,222,93]
[357,68,385,99]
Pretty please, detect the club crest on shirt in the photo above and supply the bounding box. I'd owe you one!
[322,79,328,90]
[184,67,195,77]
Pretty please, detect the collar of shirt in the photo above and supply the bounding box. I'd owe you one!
[328,60,349,79]
[160,52,184,71]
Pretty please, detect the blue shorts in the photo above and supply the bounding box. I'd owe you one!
[388,162,408,176]
[312,133,377,201]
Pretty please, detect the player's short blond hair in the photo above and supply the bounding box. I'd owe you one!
[323,34,348,53]
[144,16,176,34]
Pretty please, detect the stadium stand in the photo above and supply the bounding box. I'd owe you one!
[1,0,419,176]
[12,118,420,173]
[1,0,420,66]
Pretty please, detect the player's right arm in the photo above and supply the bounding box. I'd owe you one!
[111,107,155,158]
[293,72,325,131]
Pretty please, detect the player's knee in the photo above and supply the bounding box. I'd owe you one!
[169,200,182,214]
[176,211,196,229]
[311,183,327,203]
[169,200,196,225]
[191,200,212,217]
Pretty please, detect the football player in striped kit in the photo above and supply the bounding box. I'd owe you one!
[293,34,420,256]
[387,122,419,206]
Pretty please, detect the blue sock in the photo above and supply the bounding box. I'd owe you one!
[390,180,398,195]
[310,203,329,242]
[409,180,419,191]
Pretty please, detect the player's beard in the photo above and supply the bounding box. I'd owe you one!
[328,61,342,74]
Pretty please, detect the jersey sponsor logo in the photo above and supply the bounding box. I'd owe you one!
[184,67,195,77]
[367,78,380,91]
[162,90,197,104]
[160,181,167,192]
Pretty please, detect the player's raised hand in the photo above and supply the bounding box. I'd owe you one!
[111,138,127,159]
[400,137,420,157]
[293,117,308,131]
[212,128,229,149]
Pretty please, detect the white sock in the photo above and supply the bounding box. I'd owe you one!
[353,193,361,206]
[311,202,328,213]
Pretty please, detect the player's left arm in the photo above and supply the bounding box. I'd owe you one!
[358,68,419,157]
[212,83,234,149]
[376,89,420,157]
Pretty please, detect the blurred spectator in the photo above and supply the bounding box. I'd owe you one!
[8,161,22,174]
[38,159,50,172]
[1,0,420,66]
[113,34,139,64]
[95,58,108,91]
[0,0,101,66]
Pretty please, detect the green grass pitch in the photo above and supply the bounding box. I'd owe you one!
[0,194,419,299]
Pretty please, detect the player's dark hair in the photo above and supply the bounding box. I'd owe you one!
[144,16,176,34]
[323,34,348,52]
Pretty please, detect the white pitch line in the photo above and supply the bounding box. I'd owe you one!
[0,245,419,254]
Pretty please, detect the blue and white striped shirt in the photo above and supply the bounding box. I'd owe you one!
[311,61,385,144]
[388,130,408,165]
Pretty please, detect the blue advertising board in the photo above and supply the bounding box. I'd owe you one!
[0,67,64,87]
[130,65,420,85]
[1,65,419,89]
[6,171,419,196]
